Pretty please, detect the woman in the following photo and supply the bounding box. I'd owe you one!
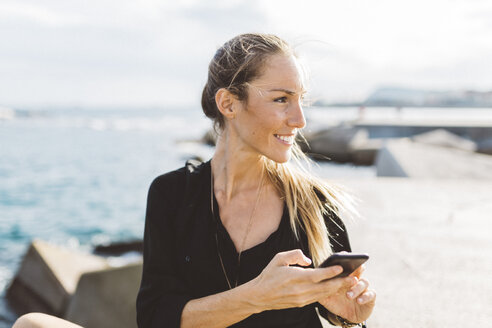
[136,33,375,328]
[13,33,375,328]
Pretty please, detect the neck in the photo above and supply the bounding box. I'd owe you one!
[211,129,265,202]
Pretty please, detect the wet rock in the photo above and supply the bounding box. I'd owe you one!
[93,240,143,256]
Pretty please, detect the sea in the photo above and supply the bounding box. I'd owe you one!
[0,106,491,326]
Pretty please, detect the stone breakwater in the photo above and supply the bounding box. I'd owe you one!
[8,178,491,328]
[323,178,492,328]
[6,240,142,328]
[202,119,492,171]
[302,120,492,166]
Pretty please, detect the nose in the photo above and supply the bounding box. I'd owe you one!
[287,99,306,129]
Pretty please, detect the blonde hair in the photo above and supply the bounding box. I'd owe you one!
[261,145,357,266]
[202,33,357,266]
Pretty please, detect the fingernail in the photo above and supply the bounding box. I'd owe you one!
[357,297,364,304]
[304,256,312,264]
[347,291,354,299]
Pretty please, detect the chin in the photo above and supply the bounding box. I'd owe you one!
[266,151,291,164]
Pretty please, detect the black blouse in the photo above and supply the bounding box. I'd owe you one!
[136,160,351,328]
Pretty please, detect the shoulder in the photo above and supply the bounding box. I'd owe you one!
[144,160,209,230]
[149,167,187,195]
[148,159,209,198]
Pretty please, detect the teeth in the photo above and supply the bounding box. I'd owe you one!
[275,134,294,144]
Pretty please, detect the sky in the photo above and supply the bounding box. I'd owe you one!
[0,0,491,108]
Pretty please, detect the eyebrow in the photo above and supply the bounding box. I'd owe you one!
[267,88,307,95]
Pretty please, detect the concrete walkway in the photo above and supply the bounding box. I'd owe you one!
[321,178,492,327]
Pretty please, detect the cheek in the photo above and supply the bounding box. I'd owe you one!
[246,115,273,137]
[238,105,284,141]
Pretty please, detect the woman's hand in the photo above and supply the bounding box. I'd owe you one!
[318,265,376,323]
[246,249,356,312]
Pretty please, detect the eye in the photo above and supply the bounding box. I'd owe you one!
[274,97,288,103]
[300,95,308,106]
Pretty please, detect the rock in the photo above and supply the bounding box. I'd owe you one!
[64,263,142,328]
[376,138,492,178]
[6,240,109,316]
[411,129,477,152]
[351,139,383,166]
[201,129,217,146]
[305,125,369,163]
[477,138,492,155]
[93,240,143,256]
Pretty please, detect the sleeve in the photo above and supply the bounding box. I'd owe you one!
[136,173,192,328]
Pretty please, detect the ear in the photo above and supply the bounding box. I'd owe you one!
[215,88,237,120]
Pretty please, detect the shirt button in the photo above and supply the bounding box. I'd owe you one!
[185,255,191,263]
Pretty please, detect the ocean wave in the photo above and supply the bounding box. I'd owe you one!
[3,114,210,137]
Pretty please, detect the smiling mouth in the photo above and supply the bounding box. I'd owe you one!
[274,134,295,145]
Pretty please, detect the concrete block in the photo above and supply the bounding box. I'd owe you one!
[376,138,492,178]
[6,277,54,315]
[374,142,408,177]
[334,178,492,327]
[411,128,477,152]
[64,263,143,328]
[7,240,109,315]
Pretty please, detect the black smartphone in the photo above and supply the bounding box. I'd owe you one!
[318,253,369,278]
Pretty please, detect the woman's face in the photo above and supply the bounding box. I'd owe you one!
[229,54,306,163]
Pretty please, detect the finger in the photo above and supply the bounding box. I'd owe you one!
[356,289,376,305]
[308,265,343,283]
[350,264,366,279]
[344,275,358,288]
[272,249,312,267]
[346,278,369,299]
[313,275,358,301]
[320,275,357,294]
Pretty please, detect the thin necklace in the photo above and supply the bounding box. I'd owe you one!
[210,167,265,289]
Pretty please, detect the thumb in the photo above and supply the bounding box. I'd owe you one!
[273,249,312,267]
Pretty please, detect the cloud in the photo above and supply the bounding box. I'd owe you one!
[0,0,491,107]
[0,2,84,26]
